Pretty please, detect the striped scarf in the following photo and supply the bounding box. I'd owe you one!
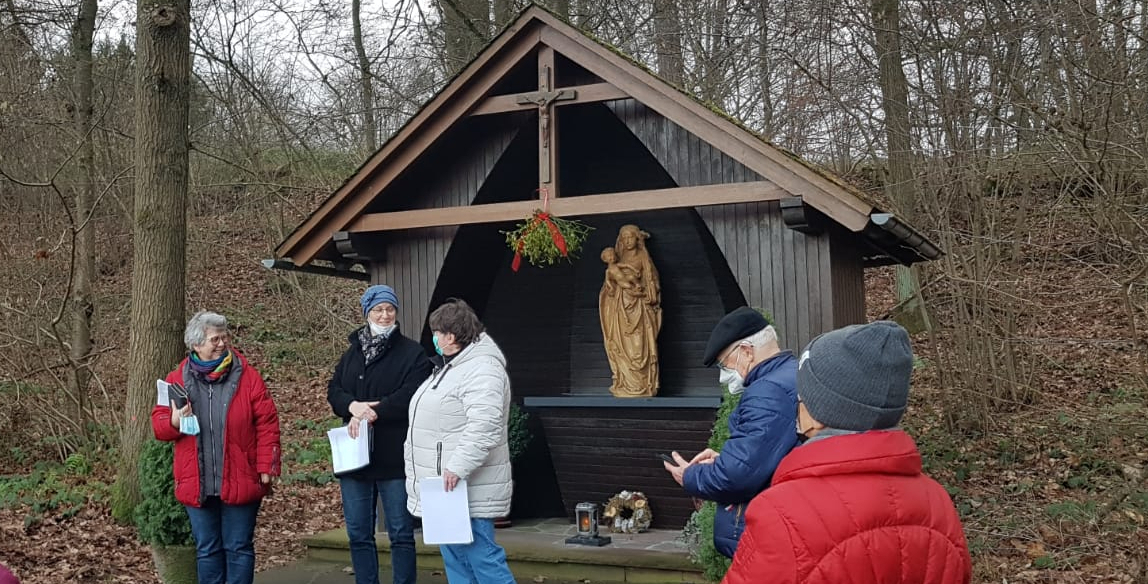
[189,349,234,383]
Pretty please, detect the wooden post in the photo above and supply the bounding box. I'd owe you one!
[514,46,575,200]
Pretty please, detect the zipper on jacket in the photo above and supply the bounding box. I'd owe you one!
[208,382,218,496]
[436,441,443,476]
[407,364,453,486]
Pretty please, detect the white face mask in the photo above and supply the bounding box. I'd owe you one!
[719,367,745,395]
[719,347,747,394]
[368,322,396,337]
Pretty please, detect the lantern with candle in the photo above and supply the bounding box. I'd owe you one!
[564,502,611,546]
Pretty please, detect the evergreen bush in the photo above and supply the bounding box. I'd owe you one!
[683,392,740,581]
[134,439,193,547]
[508,403,532,463]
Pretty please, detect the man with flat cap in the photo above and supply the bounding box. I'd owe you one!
[723,321,972,584]
[662,306,798,558]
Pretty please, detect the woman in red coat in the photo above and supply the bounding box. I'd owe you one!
[151,310,281,584]
[723,321,971,584]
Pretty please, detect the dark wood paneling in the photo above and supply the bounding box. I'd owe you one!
[534,407,717,529]
[566,209,731,396]
[482,241,576,397]
[466,103,734,399]
[487,50,545,97]
[370,116,525,329]
[605,99,762,187]
[556,52,603,87]
[831,225,866,326]
[606,98,847,350]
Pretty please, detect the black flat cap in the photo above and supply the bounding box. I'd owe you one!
[702,307,772,367]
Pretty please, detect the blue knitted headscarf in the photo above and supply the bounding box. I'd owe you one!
[360,285,400,316]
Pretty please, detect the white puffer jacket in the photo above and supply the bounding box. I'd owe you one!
[404,333,512,519]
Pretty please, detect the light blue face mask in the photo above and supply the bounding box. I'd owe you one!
[432,334,444,356]
[180,413,201,436]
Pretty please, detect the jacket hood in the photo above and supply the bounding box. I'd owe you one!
[773,429,922,484]
[448,332,506,368]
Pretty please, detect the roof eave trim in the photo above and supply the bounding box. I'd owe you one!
[864,213,944,266]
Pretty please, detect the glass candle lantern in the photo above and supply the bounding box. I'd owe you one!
[575,502,599,538]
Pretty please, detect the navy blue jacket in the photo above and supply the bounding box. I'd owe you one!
[683,351,798,558]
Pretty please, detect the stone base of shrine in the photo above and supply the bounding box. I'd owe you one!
[304,518,705,583]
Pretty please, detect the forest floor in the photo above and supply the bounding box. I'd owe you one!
[0,207,1145,584]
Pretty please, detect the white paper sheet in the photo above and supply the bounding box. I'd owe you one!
[156,379,170,407]
[418,477,473,545]
[327,419,371,474]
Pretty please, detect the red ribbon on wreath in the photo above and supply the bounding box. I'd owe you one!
[511,187,568,272]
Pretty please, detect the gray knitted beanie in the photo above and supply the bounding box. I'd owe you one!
[797,321,913,431]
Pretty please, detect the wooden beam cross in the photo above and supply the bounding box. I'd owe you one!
[513,47,575,197]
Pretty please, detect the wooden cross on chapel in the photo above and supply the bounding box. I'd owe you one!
[472,46,628,201]
[516,47,576,196]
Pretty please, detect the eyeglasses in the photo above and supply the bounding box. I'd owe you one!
[369,304,397,315]
[718,343,746,369]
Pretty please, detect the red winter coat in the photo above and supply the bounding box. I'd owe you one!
[150,351,281,507]
[723,430,971,584]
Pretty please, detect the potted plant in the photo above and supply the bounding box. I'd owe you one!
[496,403,533,528]
[135,438,198,584]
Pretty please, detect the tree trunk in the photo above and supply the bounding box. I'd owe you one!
[652,0,683,85]
[440,0,490,73]
[871,0,926,328]
[112,0,190,522]
[547,0,570,19]
[492,0,514,29]
[352,0,377,153]
[69,0,98,432]
[756,1,774,139]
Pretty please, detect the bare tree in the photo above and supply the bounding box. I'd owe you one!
[112,0,191,521]
[870,0,929,334]
[652,0,683,85]
[66,0,98,433]
[439,0,490,71]
[352,0,377,153]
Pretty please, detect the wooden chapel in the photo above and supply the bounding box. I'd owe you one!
[272,6,940,529]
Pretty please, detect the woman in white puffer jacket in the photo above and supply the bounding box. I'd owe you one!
[405,298,515,584]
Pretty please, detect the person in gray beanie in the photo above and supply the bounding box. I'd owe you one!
[723,321,972,584]
[794,319,913,439]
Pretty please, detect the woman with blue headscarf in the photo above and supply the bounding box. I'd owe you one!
[328,285,433,584]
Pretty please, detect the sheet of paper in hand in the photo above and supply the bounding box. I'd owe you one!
[327,419,370,475]
[156,380,170,407]
[418,477,473,545]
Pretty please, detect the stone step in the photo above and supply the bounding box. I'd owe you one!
[304,519,706,583]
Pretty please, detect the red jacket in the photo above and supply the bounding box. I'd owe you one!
[723,430,971,584]
[150,351,281,507]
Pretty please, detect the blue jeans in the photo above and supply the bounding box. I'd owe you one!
[184,496,261,584]
[440,519,515,584]
[340,477,417,584]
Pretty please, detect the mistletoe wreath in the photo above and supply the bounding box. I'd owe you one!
[602,490,653,534]
[502,187,593,271]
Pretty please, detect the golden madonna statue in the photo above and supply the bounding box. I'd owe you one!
[599,225,662,397]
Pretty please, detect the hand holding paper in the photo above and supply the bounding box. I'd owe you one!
[443,469,461,492]
[419,476,472,545]
[328,418,370,474]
